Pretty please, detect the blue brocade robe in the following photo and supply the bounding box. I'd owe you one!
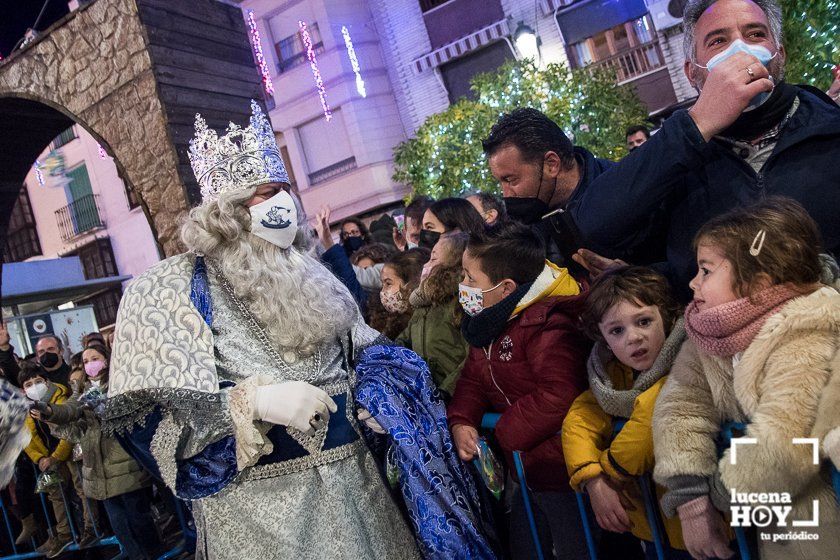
[102,253,420,560]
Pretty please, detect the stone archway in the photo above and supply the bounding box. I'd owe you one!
[0,0,266,260]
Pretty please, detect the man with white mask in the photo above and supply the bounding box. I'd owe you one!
[101,101,419,559]
[568,0,840,301]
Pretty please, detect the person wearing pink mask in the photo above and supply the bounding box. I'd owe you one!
[368,247,429,340]
[39,343,163,559]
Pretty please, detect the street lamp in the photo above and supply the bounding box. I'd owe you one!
[513,22,540,64]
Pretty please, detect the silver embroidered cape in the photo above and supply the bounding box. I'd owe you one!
[105,254,420,559]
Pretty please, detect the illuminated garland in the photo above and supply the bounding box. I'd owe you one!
[247,10,275,97]
[97,143,107,159]
[34,160,45,186]
[299,20,332,121]
[341,26,366,98]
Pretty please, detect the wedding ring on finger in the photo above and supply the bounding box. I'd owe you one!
[746,65,756,79]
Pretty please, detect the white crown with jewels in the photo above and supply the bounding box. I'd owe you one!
[188,100,290,203]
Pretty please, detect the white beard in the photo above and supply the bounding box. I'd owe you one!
[209,233,358,361]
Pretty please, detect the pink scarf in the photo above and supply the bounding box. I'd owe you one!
[684,284,802,357]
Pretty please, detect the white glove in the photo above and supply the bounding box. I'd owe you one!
[252,381,337,436]
[357,408,386,434]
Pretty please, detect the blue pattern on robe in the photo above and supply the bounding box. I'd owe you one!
[355,345,496,560]
[117,409,238,500]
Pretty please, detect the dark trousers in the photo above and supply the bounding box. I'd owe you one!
[103,488,162,560]
[509,484,591,560]
[13,454,37,519]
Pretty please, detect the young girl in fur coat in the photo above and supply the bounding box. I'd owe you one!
[653,197,840,560]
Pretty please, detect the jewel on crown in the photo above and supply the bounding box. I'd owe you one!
[188,100,290,203]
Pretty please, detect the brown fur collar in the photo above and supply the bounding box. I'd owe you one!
[409,265,460,308]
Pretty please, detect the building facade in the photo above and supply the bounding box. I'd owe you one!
[4,125,161,329]
[239,0,412,222]
[240,0,695,221]
[373,0,696,124]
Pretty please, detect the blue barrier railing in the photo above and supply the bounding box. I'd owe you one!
[479,413,676,560]
[0,463,123,559]
[1,461,194,560]
[719,421,752,560]
[833,465,840,506]
[479,412,588,560]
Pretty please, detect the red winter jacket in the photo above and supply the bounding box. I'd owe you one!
[448,295,591,491]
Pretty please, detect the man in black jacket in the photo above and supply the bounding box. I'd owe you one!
[34,335,71,389]
[570,0,840,299]
[482,108,614,269]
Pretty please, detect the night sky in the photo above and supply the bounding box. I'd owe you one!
[1,0,70,59]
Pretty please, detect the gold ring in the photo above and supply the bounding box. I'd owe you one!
[746,66,755,78]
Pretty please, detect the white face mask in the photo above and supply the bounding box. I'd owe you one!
[694,39,779,111]
[248,190,298,249]
[25,381,48,402]
[458,281,504,317]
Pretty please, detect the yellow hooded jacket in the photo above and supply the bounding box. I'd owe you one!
[562,360,686,548]
[24,382,73,464]
[512,260,580,316]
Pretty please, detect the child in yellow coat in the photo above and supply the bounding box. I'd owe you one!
[562,266,690,559]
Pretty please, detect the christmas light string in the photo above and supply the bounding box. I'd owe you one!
[34,160,45,186]
[300,20,332,121]
[341,26,366,98]
[247,11,275,97]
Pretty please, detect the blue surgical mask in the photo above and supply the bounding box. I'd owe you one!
[695,39,779,111]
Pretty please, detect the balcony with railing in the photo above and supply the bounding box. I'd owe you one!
[55,194,105,243]
[308,157,357,186]
[589,40,665,84]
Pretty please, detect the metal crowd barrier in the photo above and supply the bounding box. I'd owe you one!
[0,463,120,559]
[479,413,679,560]
[1,462,195,560]
[719,421,752,560]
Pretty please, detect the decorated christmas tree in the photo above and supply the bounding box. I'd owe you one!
[781,0,838,89]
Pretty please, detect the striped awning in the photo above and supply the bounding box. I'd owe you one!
[412,19,511,74]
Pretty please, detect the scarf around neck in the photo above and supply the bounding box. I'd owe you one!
[588,318,686,418]
[721,81,798,141]
[460,282,532,348]
[684,283,802,357]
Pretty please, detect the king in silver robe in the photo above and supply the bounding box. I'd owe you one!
[102,101,420,559]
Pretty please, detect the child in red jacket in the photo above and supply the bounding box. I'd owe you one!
[448,222,592,560]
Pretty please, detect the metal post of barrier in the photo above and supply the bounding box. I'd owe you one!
[480,413,501,430]
[637,476,666,560]
[56,477,79,544]
[574,492,599,560]
[72,462,101,540]
[0,492,43,560]
[719,422,751,560]
[480,413,601,560]
[0,493,18,556]
[832,465,840,506]
[157,498,196,560]
[733,527,751,560]
[512,451,544,560]
[480,414,548,559]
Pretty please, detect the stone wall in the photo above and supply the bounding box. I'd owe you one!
[0,0,265,257]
